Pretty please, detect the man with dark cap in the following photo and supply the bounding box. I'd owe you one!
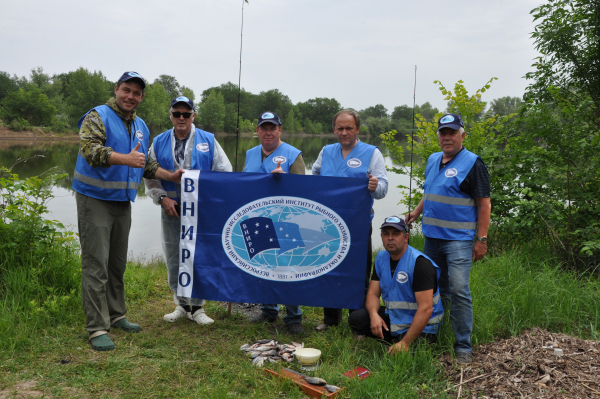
[405,113,491,364]
[145,96,232,326]
[74,71,184,351]
[348,216,443,354]
[243,111,305,335]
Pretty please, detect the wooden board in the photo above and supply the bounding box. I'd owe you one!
[265,369,344,398]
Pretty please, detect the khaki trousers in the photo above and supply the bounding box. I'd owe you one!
[76,192,131,335]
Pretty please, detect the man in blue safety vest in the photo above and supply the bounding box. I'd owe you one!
[73,72,185,351]
[244,111,306,335]
[405,113,491,364]
[145,96,232,326]
[348,216,443,353]
[312,109,388,332]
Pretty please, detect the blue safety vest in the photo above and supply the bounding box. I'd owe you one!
[72,105,150,202]
[375,246,444,336]
[422,148,479,240]
[320,141,376,218]
[244,142,301,173]
[153,128,215,203]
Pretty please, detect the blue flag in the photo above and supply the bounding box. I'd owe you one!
[177,170,372,309]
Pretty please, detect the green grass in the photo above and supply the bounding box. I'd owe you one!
[1,240,599,398]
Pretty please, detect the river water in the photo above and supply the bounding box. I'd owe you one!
[0,134,414,259]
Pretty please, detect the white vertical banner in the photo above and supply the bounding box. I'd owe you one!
[177,169,200,297]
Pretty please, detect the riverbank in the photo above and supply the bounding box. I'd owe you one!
[1,238,598,397]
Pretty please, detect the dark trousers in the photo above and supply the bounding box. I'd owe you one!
[323,224,373,326]
[348,307,438,345]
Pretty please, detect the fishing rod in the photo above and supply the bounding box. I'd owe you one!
[234,0,247,172]
[407,65,416,241]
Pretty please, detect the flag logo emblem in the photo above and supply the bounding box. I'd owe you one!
[222,196,350,282]
[347,158,362,168]
[196,143,210,152]
[445,168,458,178]
[272,156,287,164]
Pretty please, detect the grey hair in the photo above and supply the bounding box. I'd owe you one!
[332,109,361,130]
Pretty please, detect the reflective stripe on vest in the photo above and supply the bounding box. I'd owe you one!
[390,313,444,333]
[73,170,140,190]
[385,293,441,310]
[422,148,479,240]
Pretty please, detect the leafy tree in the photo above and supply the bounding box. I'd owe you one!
[360,104,388,120]
[199,89,225,132]
[180,86,195,102]
[364,116,393,136]
[415,102,439,120]
[29,67,51,89]
[284,109,296,133]
[200,82,256,121]
[0,87,57,126]
[154,75,181,100]
[136,82,171,133]
[488,96,523,117]
[0,71,19,101]
[391,105,412,121]
[63,68,113,126]
[255,89,293,119]
[296,97,341,132]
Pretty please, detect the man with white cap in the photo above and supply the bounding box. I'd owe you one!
[405,113,491,363]
[348,216,443,354]
[145,96,232,326]
[244,111,305,335]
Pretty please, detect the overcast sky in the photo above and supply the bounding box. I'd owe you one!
[1,0,541,113]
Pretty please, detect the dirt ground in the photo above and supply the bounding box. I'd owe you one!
[0,126,79,141]
[440,327,600,398]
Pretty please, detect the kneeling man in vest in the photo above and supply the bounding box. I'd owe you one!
[145,96,232,325]
[348,216,444,354]
[73,72,185,351]
[244,111,305,335]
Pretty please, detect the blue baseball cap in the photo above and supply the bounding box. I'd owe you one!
[257,111,281,126]
[117,71,146,89]
[380,216,409,233]
[437,113,464,131]
[170,96,195,111]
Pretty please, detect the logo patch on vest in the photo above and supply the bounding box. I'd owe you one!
[347,158,362,168]
[272,156,287,164]
[135,130,144,140]
[397,271,409,284]
[445,168,458,178]
[196,143,210,152]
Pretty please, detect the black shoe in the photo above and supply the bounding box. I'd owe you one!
[455,351,472,364]
[287,323,304,335]
[249,313,278,323]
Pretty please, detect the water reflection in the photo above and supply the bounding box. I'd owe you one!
[1,134,415,259]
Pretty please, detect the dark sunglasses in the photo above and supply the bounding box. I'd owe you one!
[172,112,193,119]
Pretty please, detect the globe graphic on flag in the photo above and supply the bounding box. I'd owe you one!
[231,204,341,270]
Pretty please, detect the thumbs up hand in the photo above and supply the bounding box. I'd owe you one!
[127,142,145,168]
[271,160,285,174]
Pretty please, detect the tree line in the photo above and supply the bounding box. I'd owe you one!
[0,67,521,136]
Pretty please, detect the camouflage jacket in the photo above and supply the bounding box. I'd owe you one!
[78,98,159,178]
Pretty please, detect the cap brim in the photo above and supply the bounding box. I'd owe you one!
[172,101,195,110]
[257,120,280,126]
[380,223,406,231]
[437,123,462,131]
[123,77,146,89]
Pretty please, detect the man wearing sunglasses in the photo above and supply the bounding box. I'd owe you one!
[244,111,306,335]
[348,216,443,354]
[74,72,186,352]
[145,96,232,326]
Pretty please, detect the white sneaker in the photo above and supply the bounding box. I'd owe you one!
[163,306,187,322]
[188,308,214,325]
